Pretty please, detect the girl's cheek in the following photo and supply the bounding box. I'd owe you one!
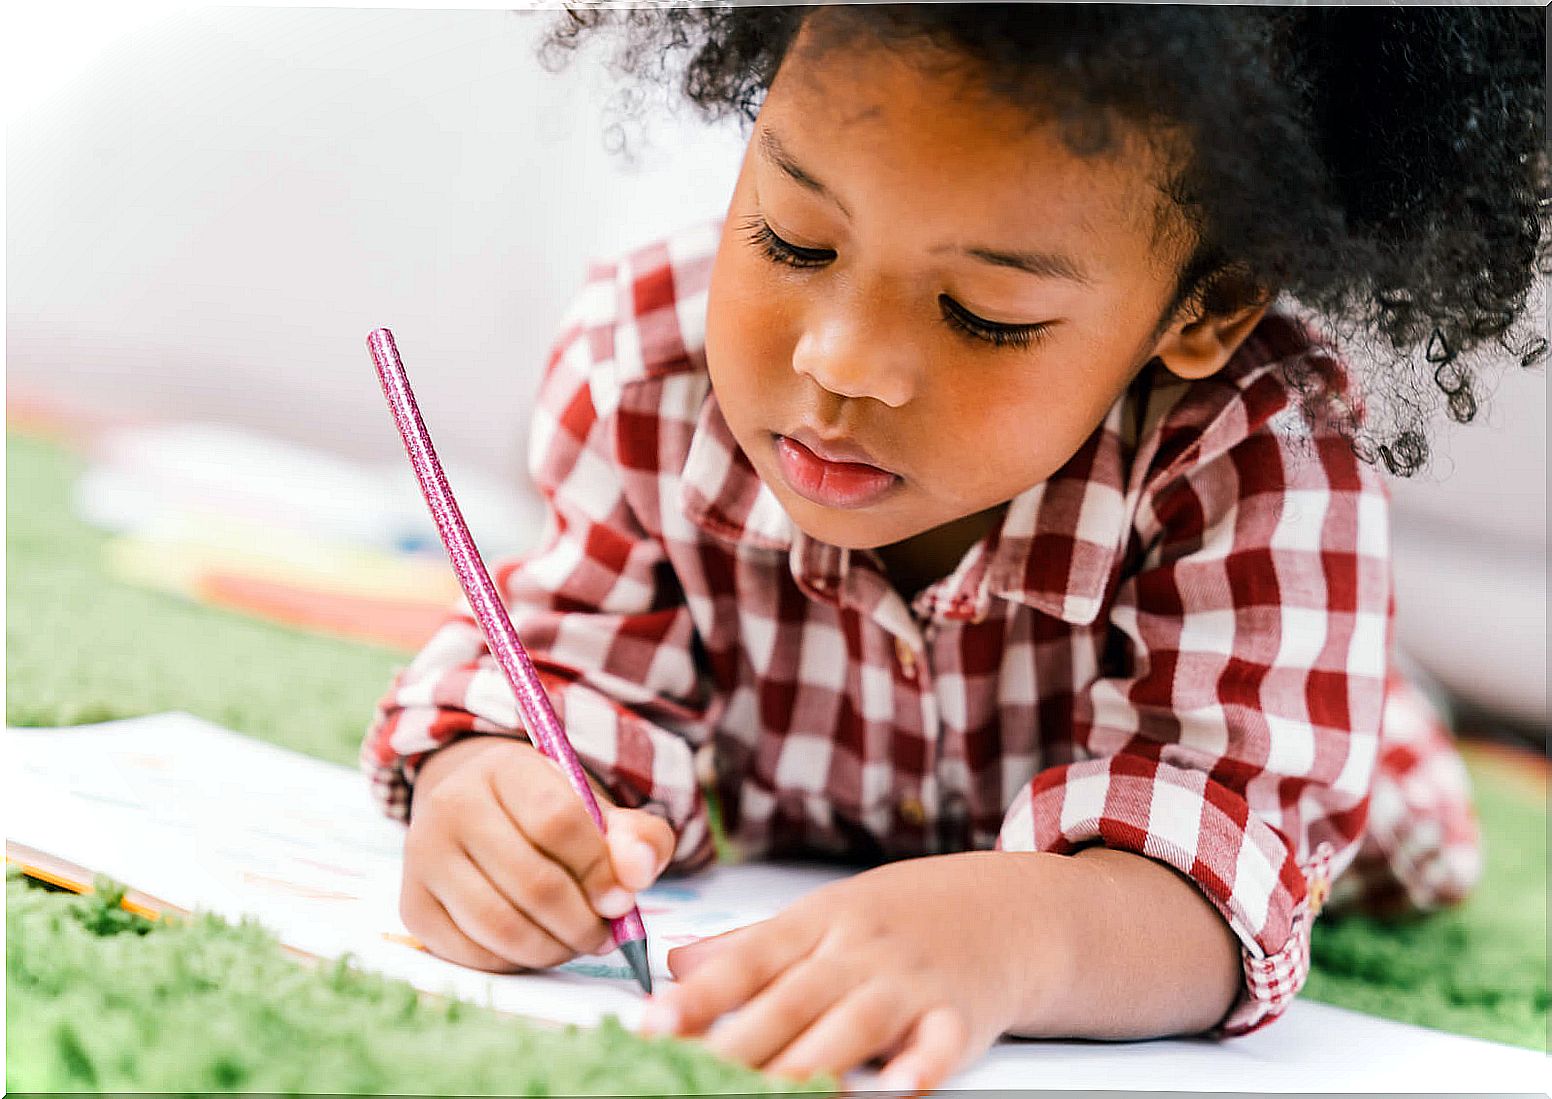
[708,234,809,391]
[732,290,802,380]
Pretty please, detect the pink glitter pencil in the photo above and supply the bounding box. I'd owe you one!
[366,327,653,994]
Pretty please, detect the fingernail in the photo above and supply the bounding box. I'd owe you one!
[878,1064,919,1094]
[637,997,679,1037]
[594,887,635,918]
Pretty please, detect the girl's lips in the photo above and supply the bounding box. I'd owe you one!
[774,434,900,510]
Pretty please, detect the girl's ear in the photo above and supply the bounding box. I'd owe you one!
[1152,300,1270,381]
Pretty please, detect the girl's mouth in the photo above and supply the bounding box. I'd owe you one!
[773,434,901,510]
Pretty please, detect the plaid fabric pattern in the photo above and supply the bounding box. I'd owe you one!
[362,218,1476,1034]
[1326,670,1482,918]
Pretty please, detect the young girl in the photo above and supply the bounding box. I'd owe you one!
[363,5,1546,1090]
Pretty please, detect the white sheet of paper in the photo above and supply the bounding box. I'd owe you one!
[4,713,1545,1092]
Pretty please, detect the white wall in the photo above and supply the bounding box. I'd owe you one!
[1386,362,1547,726]
[7,6,745,481]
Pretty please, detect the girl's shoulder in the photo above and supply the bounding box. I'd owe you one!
[1128,302,1361,485]
[558,219,723,412]
[534,220,739,543]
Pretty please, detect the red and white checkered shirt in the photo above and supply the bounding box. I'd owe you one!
[362,218,1476,1035]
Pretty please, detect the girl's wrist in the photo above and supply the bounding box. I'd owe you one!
[413,734,530,798]
[414,731,619,810]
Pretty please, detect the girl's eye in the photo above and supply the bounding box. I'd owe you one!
[738,215,833,269]
[939,296,1053,351]
[739,213,1052,351]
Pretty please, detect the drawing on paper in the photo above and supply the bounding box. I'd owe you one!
[642,883,701,902]
[240,870,358,902]
[558,961,635,981]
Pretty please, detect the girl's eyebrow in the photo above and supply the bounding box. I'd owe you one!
[759,127,1093,286]
[941,245,1094,286]
[759,129,852,219]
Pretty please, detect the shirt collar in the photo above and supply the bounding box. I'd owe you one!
[677,382,1132,627]
[909,387,1135,627]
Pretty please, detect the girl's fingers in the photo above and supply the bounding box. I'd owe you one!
[399,876,522,973]
[432,852,577,970]
[875,1005,970,1095]
[649,921,795,1037]
[701,956,850,1068]
[664,921,750,978]
[763,982,915,1081]
[604,808,677,892]
[462,805,612,956]
[488,761,618,911]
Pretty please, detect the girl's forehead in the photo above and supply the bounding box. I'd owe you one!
[762,33,1183,265]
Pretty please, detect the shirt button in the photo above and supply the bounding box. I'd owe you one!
[898,797,926,826]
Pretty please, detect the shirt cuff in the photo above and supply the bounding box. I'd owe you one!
[360,704,516,824]
[360,689,715,873]
[546,686,716,872]
[997,755,1336,1035]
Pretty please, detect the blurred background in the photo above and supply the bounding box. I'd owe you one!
[8,5,744,476]
[7,5,1547,735]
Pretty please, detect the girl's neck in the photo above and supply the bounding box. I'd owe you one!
[873,504,1007,600]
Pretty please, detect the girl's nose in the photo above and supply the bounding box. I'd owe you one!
[790,299,924,409]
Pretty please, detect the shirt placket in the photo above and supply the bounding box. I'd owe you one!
[905,621,941,848]
[853,573,939,846]
[882,612,940,847]
[903,551,994,849]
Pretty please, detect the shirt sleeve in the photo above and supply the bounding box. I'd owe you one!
[359,269,716,872]
[996,419,1387,1035]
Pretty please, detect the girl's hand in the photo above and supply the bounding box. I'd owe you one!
[641,852,1049,1092]
[400,735,676,972]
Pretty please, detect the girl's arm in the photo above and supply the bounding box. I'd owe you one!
[361,259,715,873]
[995,335,1387,1036]
[1008,846,1242,1038]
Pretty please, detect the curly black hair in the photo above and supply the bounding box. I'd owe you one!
[541,3,1548,475]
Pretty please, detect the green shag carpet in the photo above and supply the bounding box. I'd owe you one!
[5,428,1548,1093]
[1304,757,1547,1049]
[7,869,801,1095]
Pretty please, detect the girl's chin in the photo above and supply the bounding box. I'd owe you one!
[773,489,924,551]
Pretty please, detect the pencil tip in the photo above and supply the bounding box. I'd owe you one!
[620,938,653,995]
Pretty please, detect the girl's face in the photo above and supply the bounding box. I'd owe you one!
[704,26,1234,552]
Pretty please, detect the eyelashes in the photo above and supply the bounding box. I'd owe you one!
[736,214,1054,352]
[937,296,1053,351]
[739,214,833,269]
